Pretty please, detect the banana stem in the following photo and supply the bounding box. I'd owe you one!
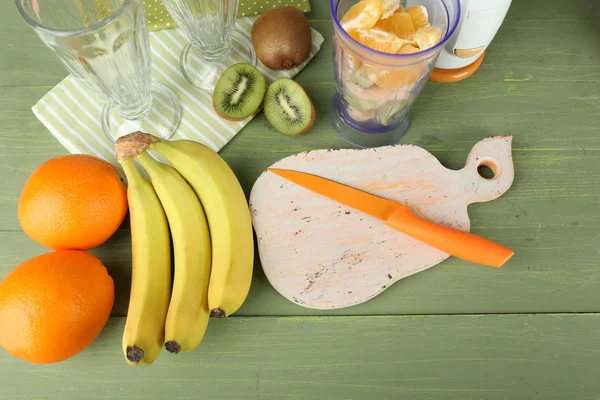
[115,131,160,162]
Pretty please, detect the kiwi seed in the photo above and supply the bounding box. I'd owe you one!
[264,78,315,136]
[212,63,266,121]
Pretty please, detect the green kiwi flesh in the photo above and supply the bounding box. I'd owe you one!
[213,63,266,121]
[264,78,315,136]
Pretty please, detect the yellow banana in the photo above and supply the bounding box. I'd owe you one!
[149,138,254,318]
[136,151,212,354]
[119,158,171,366]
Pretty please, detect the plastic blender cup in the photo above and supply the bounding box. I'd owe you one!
[330,0,461,148]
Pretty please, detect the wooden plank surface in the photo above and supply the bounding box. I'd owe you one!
[2,314,600,400]
[1,0,599,397]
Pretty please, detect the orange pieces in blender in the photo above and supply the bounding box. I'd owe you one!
[406,5,430,30]
[368,63,427,89]
[397,43,420,54]
[374,12,416,40]
[342,1,442,53]
[414,26,442,50]
[382,0,402,18]
[341,0,384,31]
[349,29,408,54]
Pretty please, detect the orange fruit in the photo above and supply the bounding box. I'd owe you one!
[374,12,416,40]
[349,28,408,54]
[0,251,114,364]
[341,0,384,31]
[406,5,430,30]
[397,43,421,54]
[382,0,401,18]
[368,66,426,90]
[414,26,442,50]
[367,47,427,90]
[18,154,128,251]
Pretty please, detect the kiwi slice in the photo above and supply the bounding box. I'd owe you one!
[212,63,266,121]
[264,78,315,136]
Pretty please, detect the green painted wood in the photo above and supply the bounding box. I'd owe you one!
[1,0,600,396]
[4,218,600,317]
[1,0,600,317]
[1,314,600,399]
[2,3,600,87]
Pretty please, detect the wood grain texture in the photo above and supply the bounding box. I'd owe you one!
[0,0,599,317]
[1,314,600,400]
[250,137,514,309]
[0,1,599,396]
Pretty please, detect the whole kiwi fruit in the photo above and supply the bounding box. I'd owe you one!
[251,6,312,70]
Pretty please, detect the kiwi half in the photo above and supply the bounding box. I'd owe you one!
[264,78,315,136]
[212,63,266,121]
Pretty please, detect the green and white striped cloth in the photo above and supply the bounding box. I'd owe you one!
[144,0,312,31]
[33,17,324,165]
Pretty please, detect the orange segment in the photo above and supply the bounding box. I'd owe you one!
[374,12,416,40]
[382,0,401,18]
[397,43,420,54]
[349,29,408,54]
[406,5,430,30]
[367,62,427,90]
[341,0,384,31]
[414,26,442,50]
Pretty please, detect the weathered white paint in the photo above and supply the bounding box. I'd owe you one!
[249,136,515,310]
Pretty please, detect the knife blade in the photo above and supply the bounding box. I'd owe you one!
[269,168,514,268]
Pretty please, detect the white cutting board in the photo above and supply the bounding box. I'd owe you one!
[249,136,514,310]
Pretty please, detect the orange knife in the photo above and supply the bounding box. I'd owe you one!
[269,168,514,268]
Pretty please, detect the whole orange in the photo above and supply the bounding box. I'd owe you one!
[0,251,114,364]
[18,154,128,250]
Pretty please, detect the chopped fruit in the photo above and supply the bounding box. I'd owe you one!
[347,105,373,122]
[395,4,405,13]
[414,26,442,50]
[349,28,408,54]
[367,63,427,90]
[397,43,420,54]
[343,82,391,111]
[341,0,384,31]
[378,98,411,126]
[338,44,363,78]
[406,5,430,30]
[381,0,401,18]
[350,65,374,90]
[374,12,416,40]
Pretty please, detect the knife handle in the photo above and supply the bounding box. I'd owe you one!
[386,206,514,267]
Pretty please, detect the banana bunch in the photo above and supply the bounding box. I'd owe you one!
[115,132,254,366]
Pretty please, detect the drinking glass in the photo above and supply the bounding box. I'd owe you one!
[16,0,182,142]
[330,0,461,148]
[162,0,256,92]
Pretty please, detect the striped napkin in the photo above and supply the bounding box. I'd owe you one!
[144,0,312,31]
[33,17,324,165]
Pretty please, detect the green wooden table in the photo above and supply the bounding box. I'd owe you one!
[2,0,600,398]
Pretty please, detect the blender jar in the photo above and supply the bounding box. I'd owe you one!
[330,0,461,148]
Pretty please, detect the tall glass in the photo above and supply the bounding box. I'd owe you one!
[330,0,461,148]
[162,0,256,92]
[16,0,182,142]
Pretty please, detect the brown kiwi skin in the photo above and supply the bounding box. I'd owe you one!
[251,6,312,71]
